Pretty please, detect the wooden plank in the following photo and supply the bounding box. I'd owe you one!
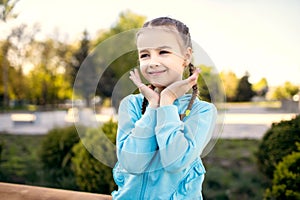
[0,182,112,200]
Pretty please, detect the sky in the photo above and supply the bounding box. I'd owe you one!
[1,0,300,87]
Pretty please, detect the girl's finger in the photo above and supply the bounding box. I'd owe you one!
[188,68,200,82]
[134,68,142,82]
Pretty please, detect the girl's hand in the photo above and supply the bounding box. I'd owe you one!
[129,68,160,108]
[160,68,200,106]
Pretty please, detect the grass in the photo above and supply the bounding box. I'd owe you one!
[0,133,268,199]
[203,139,269,200]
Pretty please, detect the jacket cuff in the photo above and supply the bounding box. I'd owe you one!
[156,105,180,126]
[132,107,156,138]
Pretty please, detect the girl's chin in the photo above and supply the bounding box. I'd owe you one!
[151,82,166,88]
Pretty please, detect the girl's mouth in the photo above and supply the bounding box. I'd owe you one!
[148,70,167,75]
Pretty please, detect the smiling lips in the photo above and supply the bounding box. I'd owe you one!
[148,70,167,75]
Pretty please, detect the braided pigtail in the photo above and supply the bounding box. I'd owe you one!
[141,85,155,114]
[180,63,199,120]
[141,97,148,115]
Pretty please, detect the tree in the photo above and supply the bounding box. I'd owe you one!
[70,30,96,107]
[235,72,255,102]
[271,81,299,100]
[70,30,90,86]
[0,0,19,22]
[0,0,19,108]
[220,70,239,102]
[4,24,39,106]
[92,11,146,101]
[26,39,72,106]
[252,78,268,97]
[195,65,224,103]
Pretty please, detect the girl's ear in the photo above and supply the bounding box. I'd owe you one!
[184,47,193,65]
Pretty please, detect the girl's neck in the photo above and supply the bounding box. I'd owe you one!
[154,87,165,94]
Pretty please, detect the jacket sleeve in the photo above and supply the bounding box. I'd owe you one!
[155,102,217,172]
[116,95,158,174]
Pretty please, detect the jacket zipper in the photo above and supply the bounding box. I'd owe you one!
[140,172,148,199]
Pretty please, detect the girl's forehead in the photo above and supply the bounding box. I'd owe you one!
[136,27,183,53]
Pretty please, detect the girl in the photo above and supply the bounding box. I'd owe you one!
[112,17,217,200]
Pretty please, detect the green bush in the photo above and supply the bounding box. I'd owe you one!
[256,115,300,179]
[264,143,300,199]
[0,139,3,162]
[0,134,45,184]
[101,118,117,145]
[71,119,117,194]
[39,125,86,189]
[0,139,4,179]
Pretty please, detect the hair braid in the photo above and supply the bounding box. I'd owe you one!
[141,85,155,114]
[180,63,199,120]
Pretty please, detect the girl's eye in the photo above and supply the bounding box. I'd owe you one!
[140,54,149,59]
[160,50,170,55]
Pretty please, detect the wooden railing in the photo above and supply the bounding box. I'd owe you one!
[0,182,112,200]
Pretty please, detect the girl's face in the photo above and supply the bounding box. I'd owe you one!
[137,27,191,88]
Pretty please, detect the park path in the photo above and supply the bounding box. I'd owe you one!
[220,104,297,139]
[0,104,298,139]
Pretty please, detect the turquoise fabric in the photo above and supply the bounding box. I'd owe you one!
[112,93,217,199]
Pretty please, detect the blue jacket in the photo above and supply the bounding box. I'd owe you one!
[112,93,217,200]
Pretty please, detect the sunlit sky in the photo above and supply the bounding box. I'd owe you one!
[1,0,300,86]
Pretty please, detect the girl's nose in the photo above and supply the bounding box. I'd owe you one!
[149,57,160,68]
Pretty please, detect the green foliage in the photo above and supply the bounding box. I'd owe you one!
[271,81,299,100]
[0,0,19,22]
[197,65,212,102]
[39,125,85,189]
[72,140,116,194]
[92,11,146,100]
[0,10,147,108]
[1,132,267,198]
[191,65,224,103]
[71,120,118,194]
[252,78,268,97]
[0,138,3,161]
[26,40,73,105]
[0,134,44,184]
[71,30,95,107]
[101,118,118,144]
[220,71,239,102]
[1,25,73,108]
[95,10,146,42]
[264,143,300,200]
[256,115,300,179]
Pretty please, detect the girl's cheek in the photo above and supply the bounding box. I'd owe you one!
[139,58,147,66]
[139,65,147,75]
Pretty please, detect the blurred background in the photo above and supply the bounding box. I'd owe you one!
[0,0,299,199]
